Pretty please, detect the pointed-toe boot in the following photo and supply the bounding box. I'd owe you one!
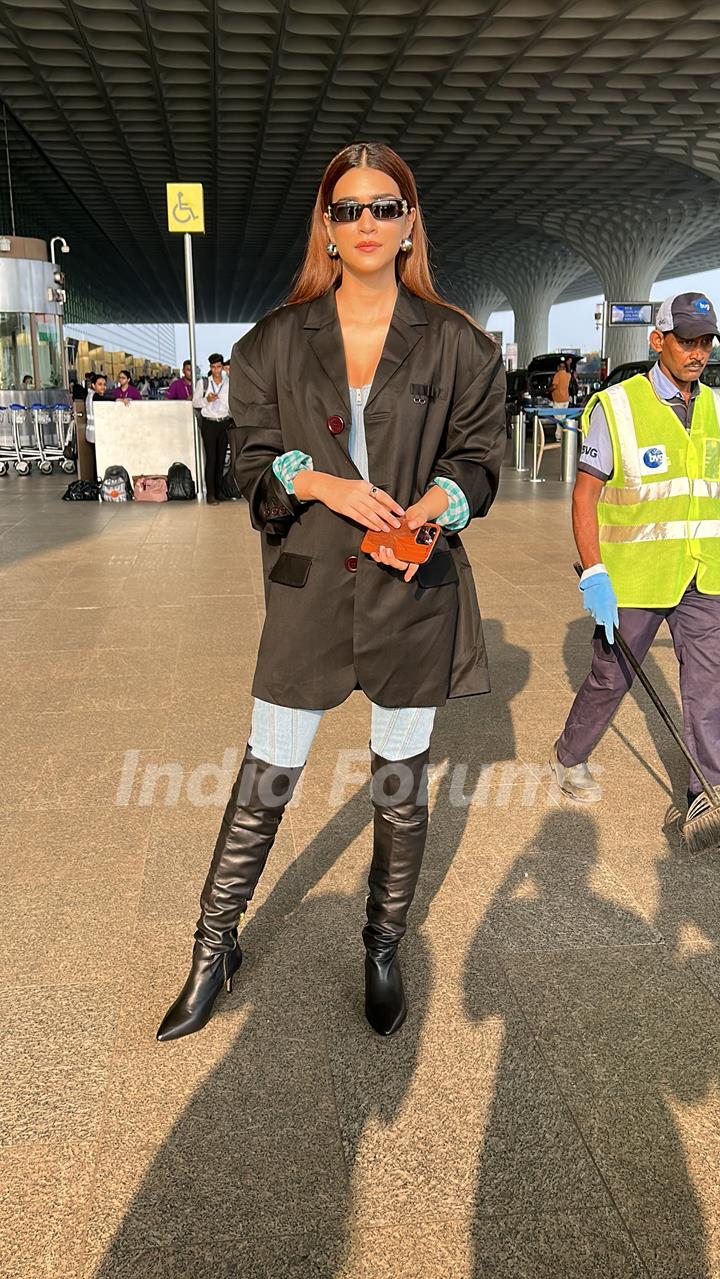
[156,937,243,1041]
[363,746,430,1037]
[156,746,303,1042]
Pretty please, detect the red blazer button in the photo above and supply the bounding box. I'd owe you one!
[327,415,345,435]
[344,555,358,572]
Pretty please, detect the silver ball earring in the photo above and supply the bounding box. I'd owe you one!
[400,237,413,254]
[326,242,339,258]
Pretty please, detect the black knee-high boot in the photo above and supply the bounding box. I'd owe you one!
[363,746,430,1036]
[156,745,304,1042]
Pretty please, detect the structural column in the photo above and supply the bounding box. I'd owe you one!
[471,282,507,330]
[542,201,720,367]
[467,239,588,367]
[443,269,506,328]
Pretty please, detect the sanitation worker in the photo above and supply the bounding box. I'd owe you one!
[550,292,720,833]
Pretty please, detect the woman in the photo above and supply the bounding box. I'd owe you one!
[192,353,232,504]
[111,369,142,402]
[158,142,506,1043]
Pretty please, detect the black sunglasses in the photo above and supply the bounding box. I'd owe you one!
[327,197,409,223]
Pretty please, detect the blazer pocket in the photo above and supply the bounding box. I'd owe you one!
[268,552,312,588]
[416,550,458,588]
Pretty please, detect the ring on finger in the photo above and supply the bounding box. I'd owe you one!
[369,484,378,495]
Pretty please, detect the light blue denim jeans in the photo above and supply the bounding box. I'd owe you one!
[249,698,437,767]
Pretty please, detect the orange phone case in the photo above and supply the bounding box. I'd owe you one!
[360,519,441,564]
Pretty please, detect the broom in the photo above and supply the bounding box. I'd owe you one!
[573,562,720,853]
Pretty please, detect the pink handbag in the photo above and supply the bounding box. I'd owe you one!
[133,475,168,502]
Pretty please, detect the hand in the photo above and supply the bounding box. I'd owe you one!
[405,486,449,530]
[310,475,404,532]
[579,569,619,644]
[207,392,218,402]
[369,543,419,584]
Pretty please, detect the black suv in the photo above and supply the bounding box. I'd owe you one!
[504,353,582,433]
[594,359,720,393]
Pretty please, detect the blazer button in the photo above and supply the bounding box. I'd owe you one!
[344,555,358,573]
[327,415,345,435]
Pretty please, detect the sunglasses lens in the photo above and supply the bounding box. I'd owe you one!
[372,199,404,220]
[331,203,361,223]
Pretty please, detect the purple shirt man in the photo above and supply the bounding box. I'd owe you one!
[166,361,194,401]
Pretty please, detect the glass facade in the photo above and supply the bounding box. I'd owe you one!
[35,314,63,387]
[0,251,66,401]
[0,311,63,390]
[0,312,33,390]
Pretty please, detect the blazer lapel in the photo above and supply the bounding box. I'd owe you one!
[366,284,427,409]
[301,283,428,460]
[304,290,351,453]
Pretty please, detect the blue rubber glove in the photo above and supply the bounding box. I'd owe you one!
[579,569,619,644]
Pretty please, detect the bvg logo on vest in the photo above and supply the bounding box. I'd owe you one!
[639,444,668,474]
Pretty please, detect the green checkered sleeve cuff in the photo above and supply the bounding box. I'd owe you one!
[430,477,470,532]
[272,450,314,497]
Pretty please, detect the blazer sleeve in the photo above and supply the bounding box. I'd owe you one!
[228,323,302,535]
[432,326,506,520]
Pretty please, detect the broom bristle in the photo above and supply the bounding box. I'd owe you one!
[681,790,720,854]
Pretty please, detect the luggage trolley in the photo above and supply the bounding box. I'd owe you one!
[0,405,15,475]
[0,402,76,477]
[6,404,33,475]
[28,402,59,474]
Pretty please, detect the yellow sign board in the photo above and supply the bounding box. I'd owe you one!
[166,183,205,234]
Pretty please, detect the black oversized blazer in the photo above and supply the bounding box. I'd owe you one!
[228,282,506,710]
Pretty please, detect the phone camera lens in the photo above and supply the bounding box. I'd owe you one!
[415,526,435,547]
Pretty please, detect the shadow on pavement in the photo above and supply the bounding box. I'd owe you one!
[464,809,715,1277]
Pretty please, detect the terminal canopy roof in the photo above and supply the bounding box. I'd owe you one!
[0,0,719,323]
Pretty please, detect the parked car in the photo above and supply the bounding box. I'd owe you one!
[591,359,654,393]
[505,353,585,437]
[593,358,720,395]
[504,368,530,432]
[526,351,584,402]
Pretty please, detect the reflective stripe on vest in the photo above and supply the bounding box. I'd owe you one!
[600,477,720,504]
[599,519,720,543]
[604,382,642,485]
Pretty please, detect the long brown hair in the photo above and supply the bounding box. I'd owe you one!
[286,142,473,321]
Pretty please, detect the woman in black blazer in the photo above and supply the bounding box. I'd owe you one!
[158,142,506,1043]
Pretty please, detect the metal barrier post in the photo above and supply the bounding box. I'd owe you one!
[512,412,527,472]
[526,411,545,483]
[184,231,205,502]
[561,424,578,484]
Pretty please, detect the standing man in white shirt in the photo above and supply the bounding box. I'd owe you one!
[192,352,232,505]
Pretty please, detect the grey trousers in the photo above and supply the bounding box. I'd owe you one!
[557,580,720,795]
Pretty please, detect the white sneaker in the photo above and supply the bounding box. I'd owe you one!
[550,742,602,803]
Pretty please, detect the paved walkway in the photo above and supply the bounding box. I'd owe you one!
[3,459,720,1278]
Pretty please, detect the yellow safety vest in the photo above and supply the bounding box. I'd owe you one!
[582,374,720,608]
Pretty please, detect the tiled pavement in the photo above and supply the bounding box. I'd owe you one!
[3,455,720,1278]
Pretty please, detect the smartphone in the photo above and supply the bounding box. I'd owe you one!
[360,520,441,564]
